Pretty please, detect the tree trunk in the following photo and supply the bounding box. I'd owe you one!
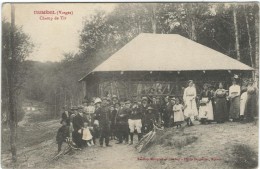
[8,4,17,163]
[233,5,241,61]
[245,7,254,66]
[244,6,254,78]
[54,89,57,117]
[191,19,197,41]
[151,3,156,34]
[64,89,67,106]
[255,7,259,85]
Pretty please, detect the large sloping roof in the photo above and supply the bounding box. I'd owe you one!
[92,33,253,72]
[80,33,253,81]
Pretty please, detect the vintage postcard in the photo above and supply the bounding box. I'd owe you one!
[1,1,259,169]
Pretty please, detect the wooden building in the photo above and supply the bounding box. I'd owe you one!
[79,33,254,101]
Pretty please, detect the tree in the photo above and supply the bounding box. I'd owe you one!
[2,4,33,162]
[254,4,259,85]
[232,4,241,61]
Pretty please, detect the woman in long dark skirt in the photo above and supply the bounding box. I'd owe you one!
[244,79,258,122]
[214,83,228,123]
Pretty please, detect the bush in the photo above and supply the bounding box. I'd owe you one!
[230,144,258,169]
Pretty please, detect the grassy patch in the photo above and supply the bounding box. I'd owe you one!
[1,120,59,154]
[160,130,198,149]
[141,128,198,153]
[28,108,57,123]
[229,144,258,169]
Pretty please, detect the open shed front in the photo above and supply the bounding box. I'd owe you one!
[82,70,252,101]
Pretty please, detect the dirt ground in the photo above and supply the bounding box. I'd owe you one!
[1,108,258,169]
[143,121,258,169]
[2,123,147,169]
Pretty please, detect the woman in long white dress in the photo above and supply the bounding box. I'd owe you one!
[228,77,241,121]
[183,80,198,126]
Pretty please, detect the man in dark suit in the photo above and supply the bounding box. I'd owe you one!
[115,100,130,144]
[72,107,84,148]
[94,97,112,147]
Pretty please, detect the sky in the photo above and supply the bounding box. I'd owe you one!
[2,3,116,62]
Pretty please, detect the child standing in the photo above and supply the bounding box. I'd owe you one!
[56,120,70,153]
[172,98,185,128]
[81,122,94,147]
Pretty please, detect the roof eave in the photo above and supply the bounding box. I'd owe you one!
[78,68,254,82]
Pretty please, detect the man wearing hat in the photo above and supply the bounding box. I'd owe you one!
[110,103,118,140]
[72,106,84,148]
[128,100,143,145]
[115,100,131,144]
[161,96,172,128]
[92,98,101,145]
[140,97,149,115]
[139,97,150,133]
[112,95,119,105]
[143,106,155,134]
[61,105,70,126]
[94,97,112,147]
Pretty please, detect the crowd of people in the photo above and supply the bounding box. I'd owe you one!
[56,76,258,152]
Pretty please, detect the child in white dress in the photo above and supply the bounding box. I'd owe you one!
[79,122,94,147]
[173,98,185,128]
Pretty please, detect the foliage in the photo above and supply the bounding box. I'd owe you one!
[2,19,34,124]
